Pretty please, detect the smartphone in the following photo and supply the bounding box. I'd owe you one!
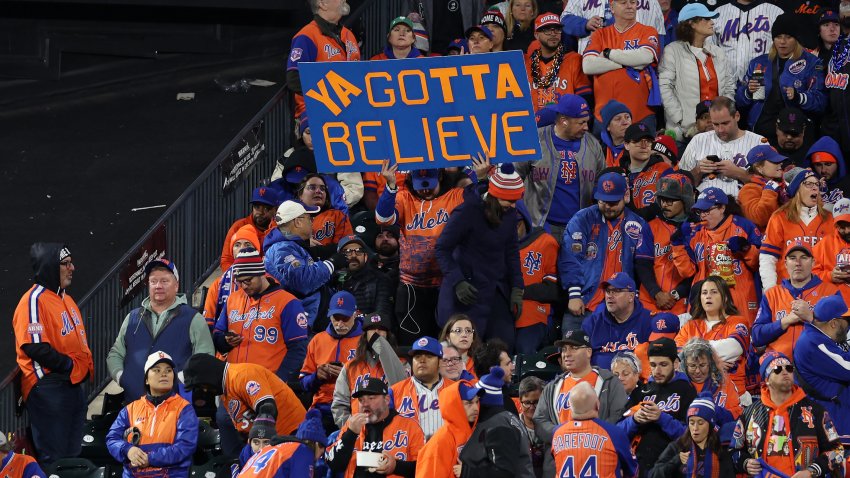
[706,155,721,163]
[752,70,764,85]
[329,361,343,367]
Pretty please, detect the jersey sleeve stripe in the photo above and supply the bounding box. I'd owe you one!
[816,343,850,372]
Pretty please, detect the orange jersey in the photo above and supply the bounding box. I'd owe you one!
[222,363,307,436]
[812,231,850,303]
[639,217,689,316]
[675,316,750,394]
[584,22,661,123]
[220,286,309,371]
[376,188,465,287]
[517,230,560,328]
[415,381,478,478]
[329,413,426,478]
[344,360,390,417]
[220,217,270,272]
[126,394,191,446]
[555,372,600,423]
[605,147,625,168]
[761,211,833,282]
[300,330,360,407]
[551,418,639,478]
[693,379,743,419]
[672,216,763,323]
[737,176,780,229]
[13,285,93,401]
[0,452,43,478]
[391,377,454,439]
[362,172,408,197]
[312,209,352,246]
[628,160,673,210]
[525,49,591,111]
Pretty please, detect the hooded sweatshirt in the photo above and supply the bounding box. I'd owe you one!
[416,381,478,478]
[515,201,561,329]
[299,320,363,408]
[13,243,93,400]
[805,136,850,211]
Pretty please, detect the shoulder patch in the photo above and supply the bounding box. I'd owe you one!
[289,48,303,62]
[246,380,261,396]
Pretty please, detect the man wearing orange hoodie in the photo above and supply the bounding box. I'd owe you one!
[204,224,261,329]
[813,198,850,304]
[730,352,845,477]
[416,380,481,478]
[219,186,278,271]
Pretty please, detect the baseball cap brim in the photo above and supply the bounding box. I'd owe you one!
[784,244,813,257]
[554,338,587,347]
[692,198,719,211]
[595,191,624,202]
[465,25,493,40]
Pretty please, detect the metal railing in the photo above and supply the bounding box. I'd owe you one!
[0,87,292,433]
[346,0,409,59]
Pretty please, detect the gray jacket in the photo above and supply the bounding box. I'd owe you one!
[515,126,604,228]
[532,367,628,478]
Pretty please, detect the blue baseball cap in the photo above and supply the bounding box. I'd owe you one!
[678,3,719,22]
[145,258,179,281]
[551,94,590,119]
[465,24,493,41]
[328,290,357,318]
[813,295,850,322]
[746,145,787,166]
[447,38,467,52]
[409,336,443,357]
[594,172,627,202]
[337,234,368,252]
[458,382,483,401]
[601,272,636,292]
[692,187,728,211]
[411,169,440,191]
[251,186,279,207]
[820,9,839,25]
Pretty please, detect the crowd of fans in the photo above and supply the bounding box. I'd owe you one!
[9,0,850,476]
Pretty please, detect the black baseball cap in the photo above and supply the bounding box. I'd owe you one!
[554,329,591,348]
[361,312,392,332]
[776,107,808,135]
[648,337,678,361]
[624,122,654,143]
[695,100,712,118]
[352,377,389,398]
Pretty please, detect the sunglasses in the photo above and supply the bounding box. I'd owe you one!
[772,364,794,375]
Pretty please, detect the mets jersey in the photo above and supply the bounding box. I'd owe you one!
[551,417,638,478]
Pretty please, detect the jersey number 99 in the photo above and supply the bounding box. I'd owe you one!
[253,326,279,344]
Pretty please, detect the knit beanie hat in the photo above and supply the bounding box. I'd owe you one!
[249,413,277,440]
[784,167,816,198]
[230,224,261,252]
[687,392,716,425]
[772,13,798,40]
[488,163,525,201]
[475,366,505,406]
[759,351,792,380]
[600,100,631,128]
[296,409,328,446]
[298,115,310,138]
[408,13,429,53]
[232,248,265,277]
[652,134,679,164]
[655,172,695,212]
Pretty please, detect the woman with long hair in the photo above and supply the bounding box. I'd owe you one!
[680,337,742,419]
[675,277,751,404]
[760,167,833,290]
[439,314,481,378]
[650,393,734,477]
[658,4,734,139]
[503,0,537,52]
[297,173,353,259]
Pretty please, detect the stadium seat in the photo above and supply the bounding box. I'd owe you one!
[45,458,105,478]
[190,455,238,478]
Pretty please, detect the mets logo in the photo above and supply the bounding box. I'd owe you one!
[801,406,814,429]
[624,220,642,241]
[417,338,429,347]
[347,349,357,361]
[323,44,342,58]
[227,399,241,416]
[602,180,615,193]
[523,251,543,275]
[655,318,667,331]
[623,39,639,50]
[246,381,261,396]
[337,296,346,307]
[560,155,577,183]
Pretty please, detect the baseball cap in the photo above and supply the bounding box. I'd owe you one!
[144,351,176,375]
[481,10,507,32]
[465,24,494,41]
[282,149,317,184]
[554,329,591,348]
[458,382,483,401]
[813,295,850,323]
[337,234,368,252]
[784,240,813,258]
[820,9,839,24]
[624,122,654,143]
[601,272,636,292]
[361,312,392,331]
[145,258,179,281]
[653,135,679,163]
[833,198,850,223]
[251,186,279,207]
[776,107,807,135]
[594,172,627,202]
[409,336,443,357]
[692,187,728,211]
[389,15,414,31]
[551,94,590,119]
[746,145,787,166]
[352,377,389,398]
[695,99,712,118]
[275,200,320,224]
[411,169,440,191]
[647,337,678,360]
[534,13,561,31]
[678,3,719,22]
[447,38,466,52]
[328,290,357,317]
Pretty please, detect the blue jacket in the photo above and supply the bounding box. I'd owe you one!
[794,323,850,445]
[736,51,827,129]
[263,228,334,326]
[804,136,849,205]
[269,173,348,216]
[106,393,198,478]
[559,206,655,303]
[752,276,839,348]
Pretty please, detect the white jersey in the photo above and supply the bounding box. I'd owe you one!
[712,1,784,82]
[561,0,665,54]
[412,378,444,440]
[680,130,767,197]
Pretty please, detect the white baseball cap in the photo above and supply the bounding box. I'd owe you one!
[275,200,321,224]
[144,351,176,375]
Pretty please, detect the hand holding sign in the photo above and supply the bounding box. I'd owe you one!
[381,160,399,189]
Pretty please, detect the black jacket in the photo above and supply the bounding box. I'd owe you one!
[325,410,416,478]
[460,405,534,478]
[336,265,394,320]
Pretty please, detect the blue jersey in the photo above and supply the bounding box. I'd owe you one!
[548,132,583,226]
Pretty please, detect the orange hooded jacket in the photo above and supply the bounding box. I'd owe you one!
[415,380,478,478]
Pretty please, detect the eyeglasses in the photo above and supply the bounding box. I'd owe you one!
[60,260,73,268]
[800,180,820,189]
[773,364,794,375]
[604,288,632,295]
[521,399,539,407]
[628,138,653,146]
[342,248,366,257]
[686,362,709,370]
[331,314,353,322]
[305,184,327,192]
[235,277,257,286]
[441,357,462,364]
[697,205,722,216]
[538,28,561,35]
[561,345,588,353]
[451,327,475,335]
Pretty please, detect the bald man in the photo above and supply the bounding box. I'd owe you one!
[551,382,638,478]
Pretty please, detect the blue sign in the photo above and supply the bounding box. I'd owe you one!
[299,51,541,173]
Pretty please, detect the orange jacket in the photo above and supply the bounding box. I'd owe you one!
[675,316,750,394]
[312,209,352,247]
[639,217,689,316]
[737,176,780,229]
[220,216,270,272]
[222,363,306,436]
[693,379,743,419]
[300,329,360,407]
[517,230,560,328]
[761,210,833,283]
[415,381,478,478]
[13,285,93,400]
